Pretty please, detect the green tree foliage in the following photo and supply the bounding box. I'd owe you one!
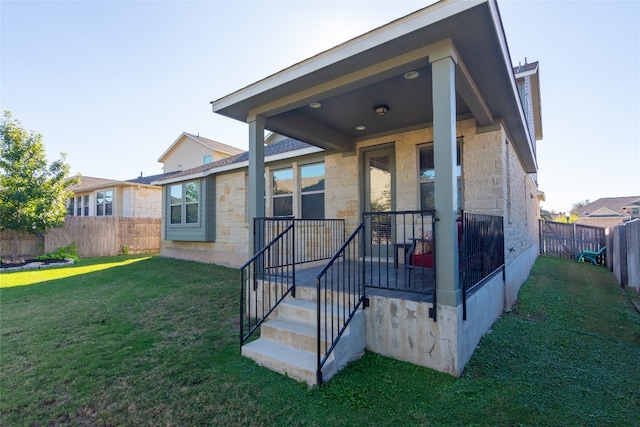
[539,208,556,221]
[0,111,78,257]
[570,199,590,217]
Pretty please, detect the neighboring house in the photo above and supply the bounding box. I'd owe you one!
[67,174,172,218]
[575,197,640,228]
[156,0,544,384]
[158,132,245,174]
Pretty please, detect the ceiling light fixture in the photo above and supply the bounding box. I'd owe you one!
[355,125,366,131]
[404,70,420,80]
[309,102,322,108]
[374,104,389,116]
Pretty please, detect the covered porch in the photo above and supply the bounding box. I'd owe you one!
[239,210,504,385]
[211,0,536,385]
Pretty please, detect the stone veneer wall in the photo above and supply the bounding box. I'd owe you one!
[160,171,249,267]
[121,186,162,218]
[160,119,541,377]
[161,119,539,303]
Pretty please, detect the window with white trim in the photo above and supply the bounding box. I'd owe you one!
[83,195,89,216]
[170,181,199,224]
[96,190,113,216]
[67,198,74,215]
[419,138,462,213]
[300,163,325,219]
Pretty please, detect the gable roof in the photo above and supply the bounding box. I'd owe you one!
[157,132,245,163]
[152,137,322,185]
[579,196,640,218]
[125,172,177,185]
[211,0,540,173]
[513,60,542,140]
[70,172,176,193]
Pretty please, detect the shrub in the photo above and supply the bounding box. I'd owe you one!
[35,243,79,262]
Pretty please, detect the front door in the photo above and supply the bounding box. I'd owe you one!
[363,146,395,257]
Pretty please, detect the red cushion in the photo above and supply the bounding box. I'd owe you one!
[411,253,433,267]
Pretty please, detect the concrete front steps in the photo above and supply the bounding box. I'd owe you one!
[241,292,365,386]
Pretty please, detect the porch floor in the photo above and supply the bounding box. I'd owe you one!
[286,259,435,303]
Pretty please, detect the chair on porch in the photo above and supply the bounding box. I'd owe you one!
[404,218,462,284]
[577,246,606,265]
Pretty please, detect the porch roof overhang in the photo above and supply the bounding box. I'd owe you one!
[211,0,538,173]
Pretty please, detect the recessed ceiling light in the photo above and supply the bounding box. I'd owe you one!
[374,104,389,116]
[404,70,420,80]
[309,102,322,108]
[355,125,366,131]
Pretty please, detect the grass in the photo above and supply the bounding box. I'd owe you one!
[1,255,638,426]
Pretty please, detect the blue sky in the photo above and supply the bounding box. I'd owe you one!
[1,0,638,213]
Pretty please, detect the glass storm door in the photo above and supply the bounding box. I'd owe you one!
[364,147,395,257]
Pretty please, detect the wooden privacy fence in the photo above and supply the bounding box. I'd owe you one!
[1,217,161,259]
[539,220,606,261]
[606,219,640,292]
[0,230,43,259]
[539,219,639,292]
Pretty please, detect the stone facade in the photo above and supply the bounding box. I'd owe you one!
[160,119,541,377]
[70,185,162,219]
[161,171,249,267]
[121,186,162,218]
[161,120,539,279]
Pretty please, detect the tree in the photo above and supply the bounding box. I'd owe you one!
[569,199,590,217]
[540,208,556,221]
[0,111,78,259]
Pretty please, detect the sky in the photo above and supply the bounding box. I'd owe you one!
[1,0,639,214]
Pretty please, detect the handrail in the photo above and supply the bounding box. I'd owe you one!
[241,223,294,270]
[256,217,345,265]
[315,222,366,386]
[240,222,295,345]
[460,210,505,321]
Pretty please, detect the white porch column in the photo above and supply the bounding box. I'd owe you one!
[431,50,460,307]
[248,115,266,255]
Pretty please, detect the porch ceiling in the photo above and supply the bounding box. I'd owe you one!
[212,0,537,172]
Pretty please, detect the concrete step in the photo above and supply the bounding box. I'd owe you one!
[242,296,366,386]
[277,297,360,325]
[241,338,333,386]
[261,316,342,354]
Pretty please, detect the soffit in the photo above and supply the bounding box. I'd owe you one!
[212,0,537,172]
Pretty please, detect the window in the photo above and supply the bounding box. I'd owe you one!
[272,168,293,217]
[419,138,462,212]
[96,190,113,216]
[203,155,212,164]
[83,195,89,216]
[170,181,199,225]
[300,163,325,219]
[76,196,82,216]
[67,198,74,215]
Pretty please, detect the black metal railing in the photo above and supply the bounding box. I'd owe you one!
[255,217,345,265]
[315,222,367,386]
[460,211,505,320]
[362,210,436,298]
[240,222,295,345]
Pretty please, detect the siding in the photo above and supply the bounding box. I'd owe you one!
[163,140,232,173]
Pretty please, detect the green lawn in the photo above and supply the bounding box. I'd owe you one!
[1,255,638,426]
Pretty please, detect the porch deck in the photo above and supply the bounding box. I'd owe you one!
[287,259,435,303]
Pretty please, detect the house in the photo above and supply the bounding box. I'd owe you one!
[158,132,245,174]
[575,196,640,228]
[67,174,172,218]
[156,0,543,385]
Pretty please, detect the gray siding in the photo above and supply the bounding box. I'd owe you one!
[164,176,216,242]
